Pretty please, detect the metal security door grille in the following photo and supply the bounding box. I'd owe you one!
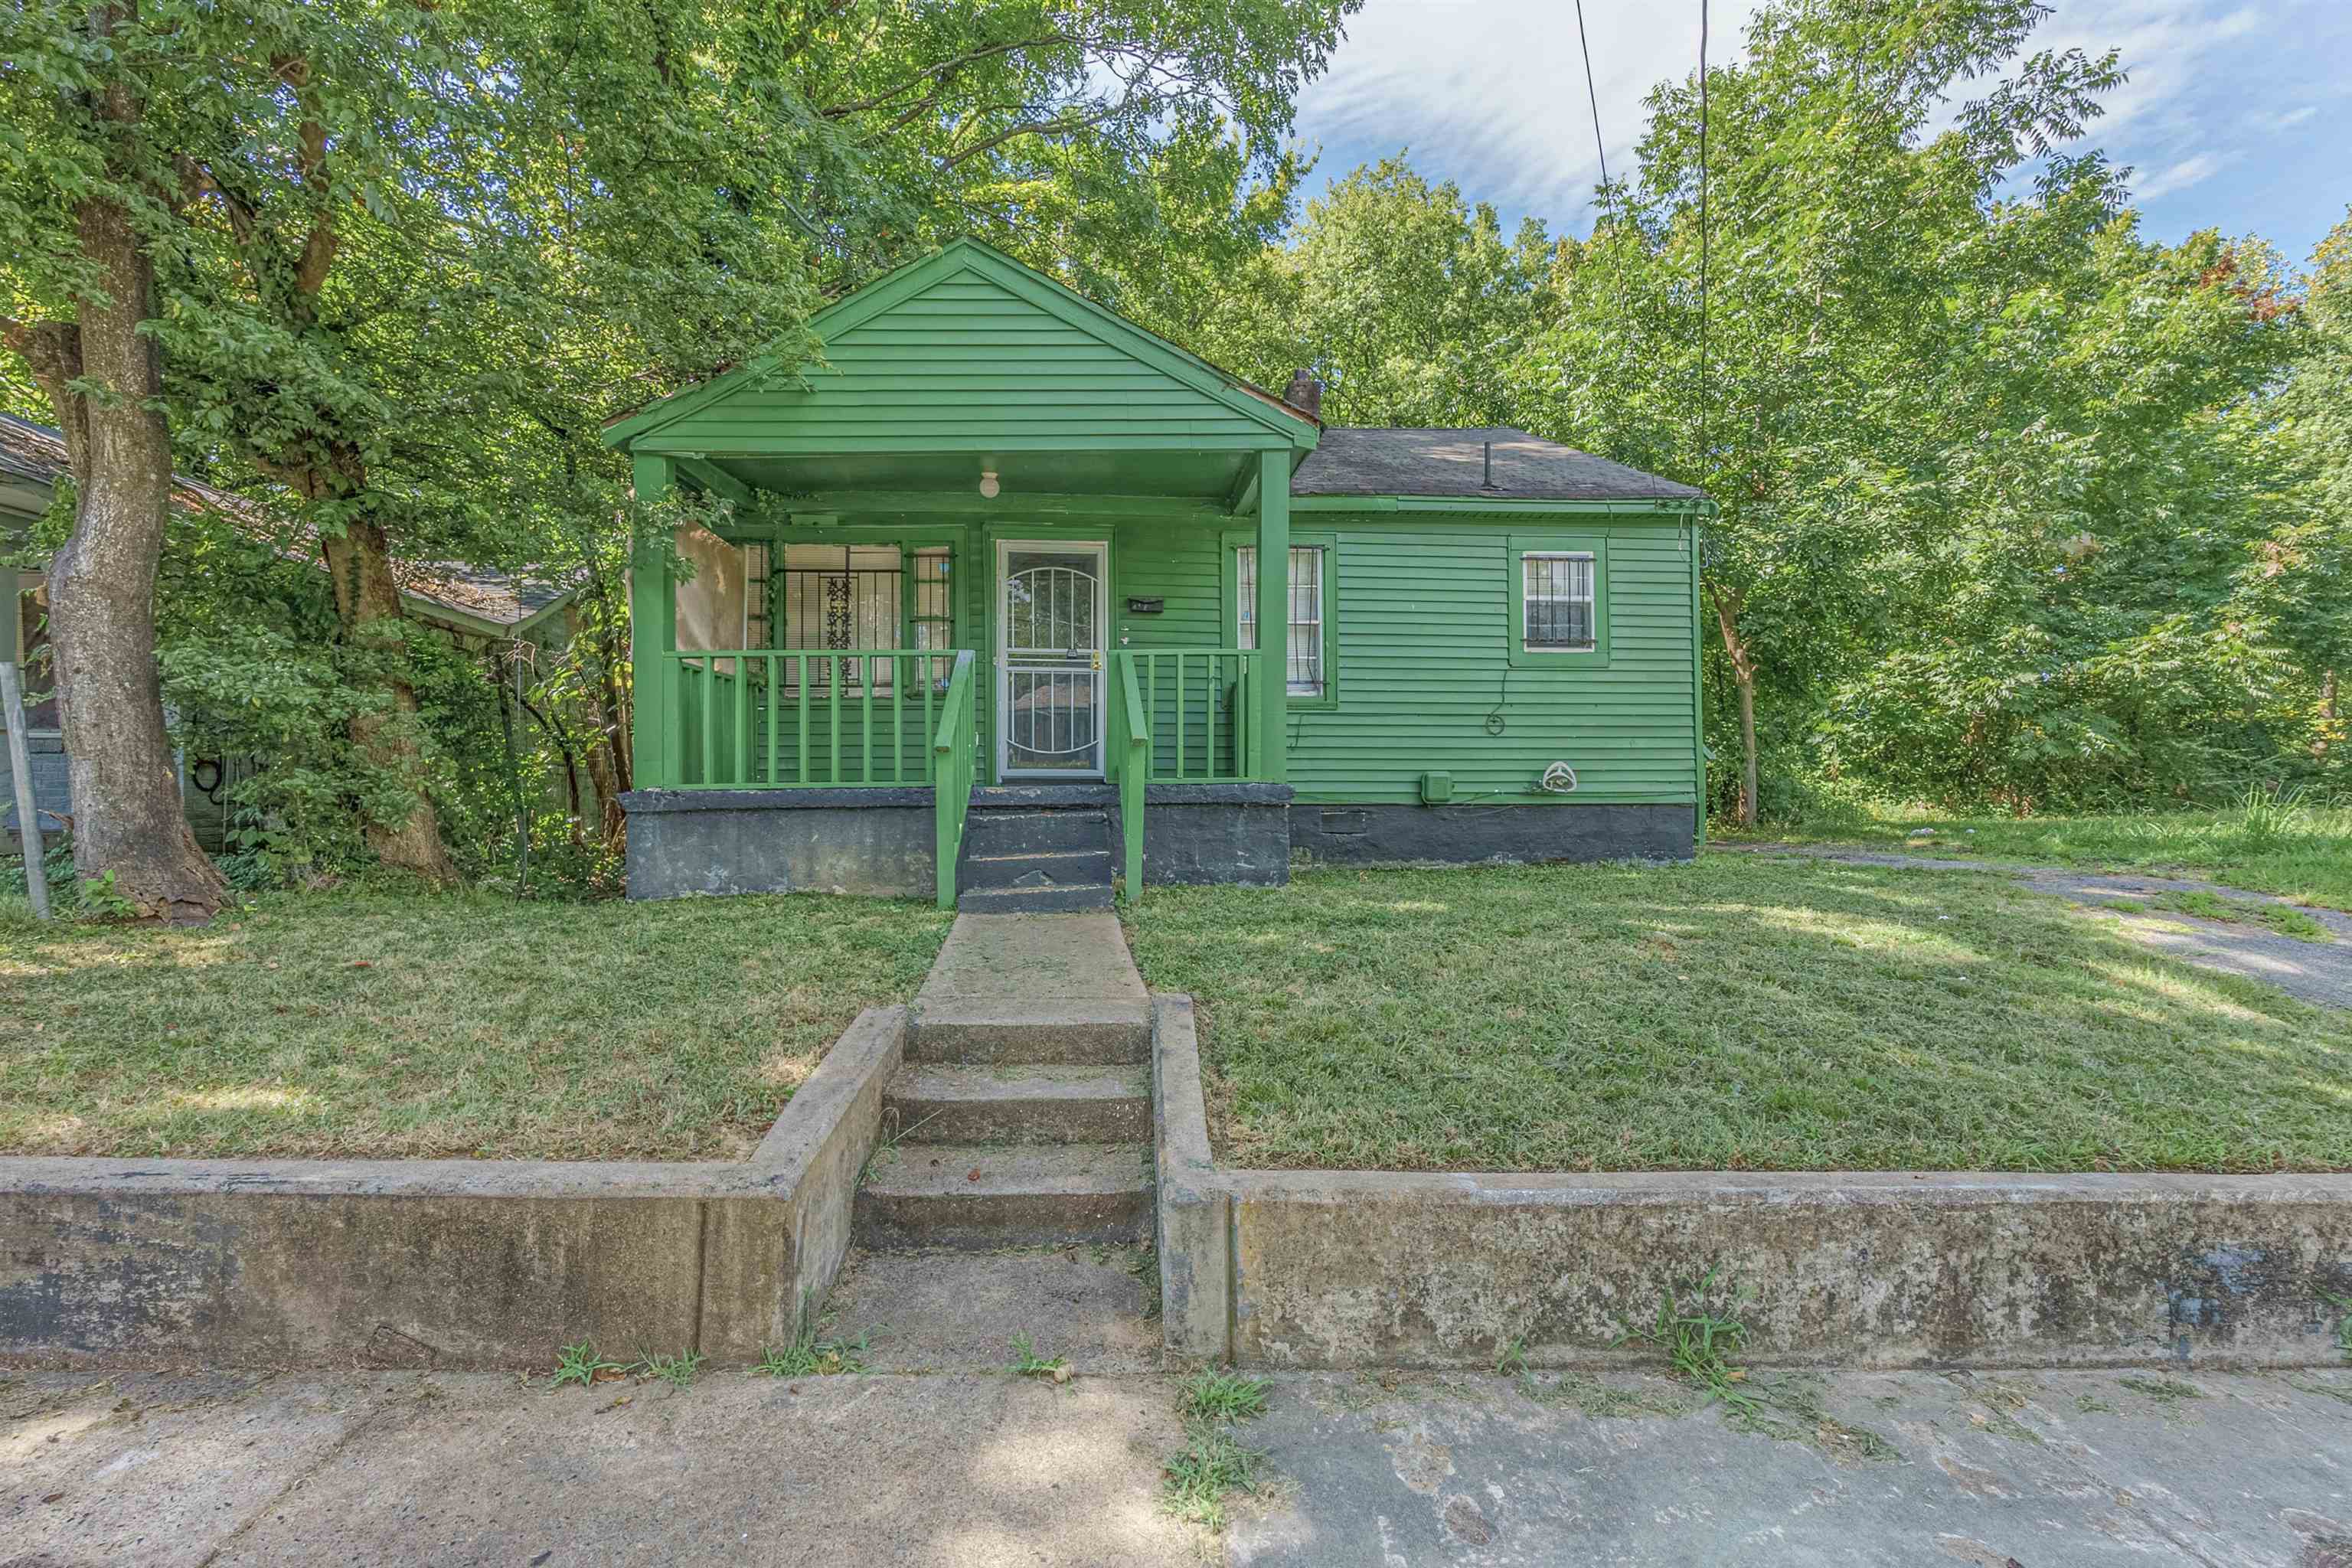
[998,541,1106,778]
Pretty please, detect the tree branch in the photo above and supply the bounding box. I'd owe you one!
[822,34,1068,119]
[272,54,341,302]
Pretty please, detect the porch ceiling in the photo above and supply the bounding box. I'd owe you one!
[710,448,1253,505]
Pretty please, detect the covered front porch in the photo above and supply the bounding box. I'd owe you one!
[606,240,1323,906]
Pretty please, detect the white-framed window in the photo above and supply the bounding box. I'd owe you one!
[1521,551,1596,654]
[1236,544,1325,697]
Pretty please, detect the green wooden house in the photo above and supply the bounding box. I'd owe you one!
[606,240,1710,908]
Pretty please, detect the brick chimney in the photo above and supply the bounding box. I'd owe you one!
[1282,369,1323,420]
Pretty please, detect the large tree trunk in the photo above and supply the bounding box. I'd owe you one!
[319,517,458,882]
[1710,586,1762,829]
[16,199,227,922]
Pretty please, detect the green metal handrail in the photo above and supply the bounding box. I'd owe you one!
[931,651,977,910]
[661,650,960,789]
[1115,653,1148,903]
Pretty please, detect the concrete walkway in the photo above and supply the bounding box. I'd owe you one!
[913,907,1148,1011]
[1728,844,2352,1008]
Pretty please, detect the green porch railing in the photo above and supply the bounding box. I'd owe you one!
[1113,655,1148,903]
[931,652,977,910]
[1119,649,1258,782]
[662,650,963,789]
[1108,648,1265,903]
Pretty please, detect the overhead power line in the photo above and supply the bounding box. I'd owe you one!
[1573,0,1609,198]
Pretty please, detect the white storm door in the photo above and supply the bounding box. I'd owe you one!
[996,540,1108,779]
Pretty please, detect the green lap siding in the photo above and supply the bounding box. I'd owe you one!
[662,507,1697,804]
[644,273,1286,457]
[1109,511,1699,808]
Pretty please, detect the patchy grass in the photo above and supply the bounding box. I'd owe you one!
[2146,889,2334,942]
[1124,858,2352,1173]
[1161,1374,1274,1533]
[0,887,951,1160]
[1723,801,2352,910]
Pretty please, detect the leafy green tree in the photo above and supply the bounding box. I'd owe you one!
[1187,158,1557,424]
[148,0,837,879]
[1818,225,2317,808]
[2,0,232,917]
[2272,208,2352,766]
[1528,0,2128,823]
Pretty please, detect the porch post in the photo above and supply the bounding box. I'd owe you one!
[1253,447,1289,782]
[629,453,678,788]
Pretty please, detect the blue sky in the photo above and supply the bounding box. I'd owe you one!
[1290,0,2351,270]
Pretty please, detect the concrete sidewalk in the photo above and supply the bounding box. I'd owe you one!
[1230,1365,2352,1567]
[11,1354,2350,1566]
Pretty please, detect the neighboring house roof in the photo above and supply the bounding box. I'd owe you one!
[1291,426,1707,504]
[0,412,575,634]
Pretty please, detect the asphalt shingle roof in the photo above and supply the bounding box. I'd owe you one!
[1,412,573,630]
[1291,426,1705,503]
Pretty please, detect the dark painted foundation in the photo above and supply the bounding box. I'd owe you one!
[1112,783,1293,888]
[1288,802,1694,867]
[622,787,935,900]
[626,788,1682,899]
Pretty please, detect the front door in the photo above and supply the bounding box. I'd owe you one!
[997,539,1107,779]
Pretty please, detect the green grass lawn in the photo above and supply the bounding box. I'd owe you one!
[1719,800,2352,910]
[0,888,951,1161]
[1124,857,2352,1174]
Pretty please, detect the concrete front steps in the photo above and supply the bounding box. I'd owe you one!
[854,910,1155,1251]
[956,790,1116,913]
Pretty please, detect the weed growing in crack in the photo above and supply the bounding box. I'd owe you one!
[2118,1375,2205,1404]
[633,1348,705,1390]
[1163,1367,1273,1532]
[1514,1371,1697,1419]
[758,1321,879,1378]
[550,1341,624,1389]
[1615,1268,1758,1413]
[1008,1332,1069,1381]
[1130,1244,1162,1321]
[1161,1424,1268,1531]
[1179,1369,1271,1423]
[1494,1337,1529,1377]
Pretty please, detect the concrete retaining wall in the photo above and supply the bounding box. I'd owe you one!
[0,1008,906,1370]
[1152,996,2352,1370]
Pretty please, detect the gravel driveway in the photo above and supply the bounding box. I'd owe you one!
[1723,844,2352,1008]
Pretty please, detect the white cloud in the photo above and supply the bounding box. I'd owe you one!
[1293,0,1769,229]
[1292,0,2314,231]
[2135,150,2227,201]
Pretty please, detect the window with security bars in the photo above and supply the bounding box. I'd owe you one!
[743,543,769,648]
[1521,551,1596,653]
[775,544,954,691]
[1236,545,1325,697]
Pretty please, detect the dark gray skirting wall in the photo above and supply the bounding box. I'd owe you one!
[1289,802,1694,867]
[622,787,936,900]
[1109,783,1293,887]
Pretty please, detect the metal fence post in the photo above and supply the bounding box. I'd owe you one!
[1,660,51,919]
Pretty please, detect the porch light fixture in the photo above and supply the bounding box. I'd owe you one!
[978,468,1000,499]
